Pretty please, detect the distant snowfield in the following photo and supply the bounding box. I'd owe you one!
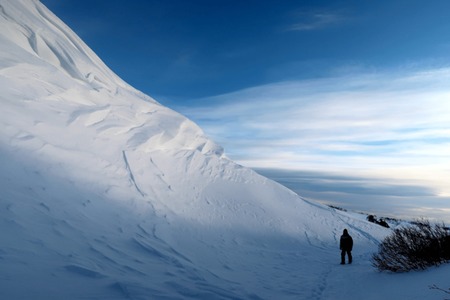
[0,0,448,299]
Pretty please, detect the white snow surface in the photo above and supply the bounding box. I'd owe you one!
[0,0,448,299]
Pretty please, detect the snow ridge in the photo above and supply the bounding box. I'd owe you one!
[122,150,146,197]
[1,1,448,299]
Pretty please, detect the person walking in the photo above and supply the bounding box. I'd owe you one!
[340,229,353,264]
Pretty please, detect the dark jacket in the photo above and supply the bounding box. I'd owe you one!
[340,230,353,251]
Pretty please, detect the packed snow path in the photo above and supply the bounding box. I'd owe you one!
[1,0,449,299]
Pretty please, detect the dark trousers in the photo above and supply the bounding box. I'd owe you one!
[341,250,352,264]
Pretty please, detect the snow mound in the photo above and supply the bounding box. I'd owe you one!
[1,1,448,299]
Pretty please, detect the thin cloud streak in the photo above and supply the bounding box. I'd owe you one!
[176,68,450,198]
[287,11,347,31]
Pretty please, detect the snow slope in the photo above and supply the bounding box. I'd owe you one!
[0,0,448,299]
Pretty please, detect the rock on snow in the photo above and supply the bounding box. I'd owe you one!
[0,0,448,299]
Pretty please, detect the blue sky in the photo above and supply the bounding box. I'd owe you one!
[41,0,450,221]
[41,0,450,99]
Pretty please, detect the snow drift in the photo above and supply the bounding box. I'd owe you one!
[1,1,448,299]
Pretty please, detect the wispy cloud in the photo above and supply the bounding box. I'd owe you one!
[176,68,450,197]
[287,10,347,31]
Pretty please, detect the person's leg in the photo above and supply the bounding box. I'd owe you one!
[348,251,352,264]
[341,250,345,264]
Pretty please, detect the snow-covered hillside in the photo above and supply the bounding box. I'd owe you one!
[1,0,448,299]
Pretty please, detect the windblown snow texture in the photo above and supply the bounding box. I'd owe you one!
[1,1,449,299]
